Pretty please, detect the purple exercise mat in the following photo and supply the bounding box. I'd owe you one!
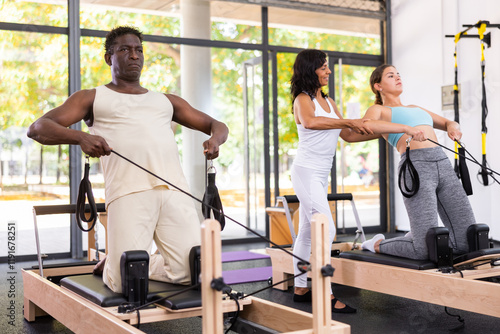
[222,266,273,285]
[221,251,269,262]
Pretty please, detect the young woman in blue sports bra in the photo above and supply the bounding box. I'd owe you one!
[289,51,427,313]
[360,64,476,261]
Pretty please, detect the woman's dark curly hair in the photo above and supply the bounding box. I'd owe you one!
[290,49,328,105]
[104,26,143,55]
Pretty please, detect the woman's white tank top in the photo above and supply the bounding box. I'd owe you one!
[292,98,341,172]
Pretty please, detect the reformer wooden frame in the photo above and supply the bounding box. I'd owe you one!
[267,242,500,319]
[23,214,350,333]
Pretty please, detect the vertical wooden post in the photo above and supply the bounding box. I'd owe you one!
[311,213,331,333]
[201,219,223,333]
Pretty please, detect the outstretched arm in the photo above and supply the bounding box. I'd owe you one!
[27,89,112,158]
[360,105,427,141]
[167,94,229,159]
[294,95,374,134]
[340,127,382,143]
[418,106,462,141]
[363,120,425,140]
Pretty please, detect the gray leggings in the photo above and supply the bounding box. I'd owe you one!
[379,147,476,260]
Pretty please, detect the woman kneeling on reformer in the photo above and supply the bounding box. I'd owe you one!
[361,64,476,260]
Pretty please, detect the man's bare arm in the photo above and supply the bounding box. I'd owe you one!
[27,89,112,157]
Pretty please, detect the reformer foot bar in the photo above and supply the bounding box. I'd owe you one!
[23,206,350,333]
[267,230,500,319]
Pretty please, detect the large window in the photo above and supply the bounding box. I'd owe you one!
[80,3,181,37]
[211,1,262,44]
[268,6,381,54]
[0,0,385,260]
[0,1,67,26]
[0,28,70,257]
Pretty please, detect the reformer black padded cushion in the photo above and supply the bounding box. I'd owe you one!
[60,274,201,309]
[339,250,437,270]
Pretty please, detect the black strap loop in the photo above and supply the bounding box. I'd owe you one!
[478,22,490,186]
[398,145,420,198]
[458,146,473,195]
[202,158,225,230]
[76,157,97,232]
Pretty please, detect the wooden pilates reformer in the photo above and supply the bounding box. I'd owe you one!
[266,212,500,319]
[23,204,350,333]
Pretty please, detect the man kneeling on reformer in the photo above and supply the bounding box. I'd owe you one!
[27,26,229,293]
[361,64,476,259]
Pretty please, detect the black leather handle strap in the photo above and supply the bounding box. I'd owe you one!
[201,157,225,230]
[398,145,420,198]
[458,146,473,195]
[75,157,97,232]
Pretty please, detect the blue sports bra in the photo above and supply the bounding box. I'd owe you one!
[387,106,433,147]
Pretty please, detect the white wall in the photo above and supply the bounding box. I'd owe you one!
[391,0,500,240]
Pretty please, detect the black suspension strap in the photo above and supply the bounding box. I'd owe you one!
[477,21,490,186]
[445,21,499,185]
[457,143,473,196]
[427,138,500,185]
[398,135,499,198]
[398,138,420,198]
[452,27,471,178]
[75,156,98,232]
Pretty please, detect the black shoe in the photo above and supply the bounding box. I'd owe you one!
[293,290,312,302]
[332,298,356,314]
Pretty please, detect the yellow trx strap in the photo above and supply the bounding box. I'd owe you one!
[452,29,471,177]
[452,31,464,175]
[477,21,490,185]
[478,22,487,62]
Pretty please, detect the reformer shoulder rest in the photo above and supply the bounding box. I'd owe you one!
[60,274,201,309]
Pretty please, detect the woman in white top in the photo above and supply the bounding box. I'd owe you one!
[290,49,425,313]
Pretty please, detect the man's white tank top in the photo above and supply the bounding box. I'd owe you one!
[89,85,189,206]
[293,97,341,172]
